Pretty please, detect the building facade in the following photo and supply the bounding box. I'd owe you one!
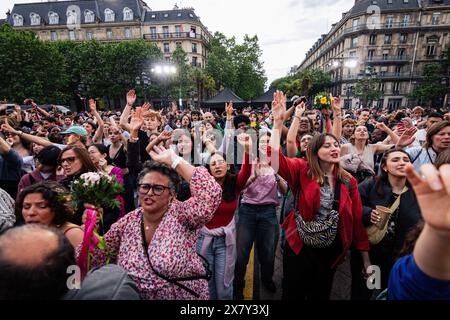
[298,0,450,109]
[5,0,210,69]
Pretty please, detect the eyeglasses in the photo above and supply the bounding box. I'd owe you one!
[210,159,226,166]
[59,156,77,165]
[138,183,171,196]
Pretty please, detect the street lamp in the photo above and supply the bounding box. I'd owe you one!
[136,71,151,101]
[343,86,353,109]
[151,63,177,109]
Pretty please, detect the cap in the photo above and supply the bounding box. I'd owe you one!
[60,126,87,136]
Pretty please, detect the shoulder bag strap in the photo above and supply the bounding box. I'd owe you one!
[332,179,341,211]
[389,186,408,213]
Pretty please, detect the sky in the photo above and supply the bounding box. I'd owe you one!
[0,0,354,86]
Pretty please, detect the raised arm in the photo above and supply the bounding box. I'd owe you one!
[286,102,306,158]
[330,94,342,140]
[89,99,105,144]
[119,89,136,132]
[1,121,53,147]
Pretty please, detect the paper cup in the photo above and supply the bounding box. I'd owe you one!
[375,205,392,230]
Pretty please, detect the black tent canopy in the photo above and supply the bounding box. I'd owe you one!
[251,87,276,108]
[201,88,247,110]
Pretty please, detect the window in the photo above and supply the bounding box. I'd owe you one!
[367,49,375,60]
[84,10,95,23]
[190,27,196,37]
[50,31,57,41]
[125,28,132,38]
[384,34,392,44]
[105,8,115,22]
[393,83,401,95]
[388,0,393,4]
[150,27,157,39]
[397,48,405,57]
[432,13,440,25]
[164,13,169,18]
[192,43,197,53]
[379,82,385,93]
[192,56,198,67]
[30,13,41,26]
[13,14,23,26]
[395,66,402,75]
[163,43,170,53]
[86,31,93,40]
[369,34,377,45]
[189,13,194,18]
[427,44,436,56]
[151,14,156,19]
[383,50,389,60]
[385,16,394,28]
[69,30,76,41]
[163,26,169,38]
[106,29,113,39]
[175,25,182,37]
[427,36,438,56]
[402,15,410,27]
[400,34,408,44]
[67,9,77,25]
[123,7,133,21]
[403,0,409,3]
[351,36,358,48]
[48,11,59,25]
[177,13,182,17]
[349,51,356,57]
[353,18,359,29]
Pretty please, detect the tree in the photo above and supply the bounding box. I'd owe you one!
[353,75,381,108]
[409,63,447,108]
[0,24,68,103]
[205,32,266,100]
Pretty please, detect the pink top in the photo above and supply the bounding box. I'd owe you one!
[78,167,222,300]
[241,174,279,206]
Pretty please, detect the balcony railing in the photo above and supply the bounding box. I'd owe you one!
[337,72,421,81]
[143,32,208,42]
[366,55,410,63]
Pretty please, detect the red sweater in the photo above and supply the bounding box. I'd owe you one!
[206,153,251,229]
[273,148,369,267]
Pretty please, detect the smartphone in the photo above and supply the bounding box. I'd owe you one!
[164,124,173,132]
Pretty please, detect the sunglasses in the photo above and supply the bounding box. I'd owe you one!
[138,183,171,196]
[58,156,77,165]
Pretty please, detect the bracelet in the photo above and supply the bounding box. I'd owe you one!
[171,156,183,170]
[294,115,301,121]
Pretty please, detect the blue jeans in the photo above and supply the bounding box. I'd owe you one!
[234,203,278,293]
[197,234,233,300]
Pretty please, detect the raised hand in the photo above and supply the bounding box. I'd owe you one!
[129,107,144,132]
[158,130,173,143]
[330,94,341,113]
[294,102,306,118]
[271,90,287,123]
[406,164,450,231]
[375,122,389,132]
[126,89,136,107]
[89,99,97,113]
[142,102,152,112]
[226,101,234,118]
[1,119,17,134]
[149,144,177,167]
[237,132,252,153]
[396,126,417,148]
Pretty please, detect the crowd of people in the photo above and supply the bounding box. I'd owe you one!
[0,90,449,300]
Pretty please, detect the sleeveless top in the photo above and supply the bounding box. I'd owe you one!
[107,144,127,170]
[346,144,377,171]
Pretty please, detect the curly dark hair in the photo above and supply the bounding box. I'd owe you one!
[15,181,74,227]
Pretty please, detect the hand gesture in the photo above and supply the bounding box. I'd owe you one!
[158,130,173,143]
[226,101,234,118]
[14,104,21,112]
[89,99,97,113]
[294,102,306,118]
[0,104,6,112]
[396,126,417,148]
[406,164,450,232]
[1,120,17,134]
[149,144,177,167]
[237,132,252,152]
[271,90,286,123]
[142,102,152,113]
[126,89,136,107]
[129,107,144,132]
[330,94,341,114]
[375,122,388,132]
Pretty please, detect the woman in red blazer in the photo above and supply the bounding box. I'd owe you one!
[270,90,371,300]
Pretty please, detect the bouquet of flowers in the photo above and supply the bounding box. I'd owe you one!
[313,92,332,110]
[71,172,124,210]
[71,172,123,277]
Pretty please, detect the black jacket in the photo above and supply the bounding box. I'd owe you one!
[358,178,422,251]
